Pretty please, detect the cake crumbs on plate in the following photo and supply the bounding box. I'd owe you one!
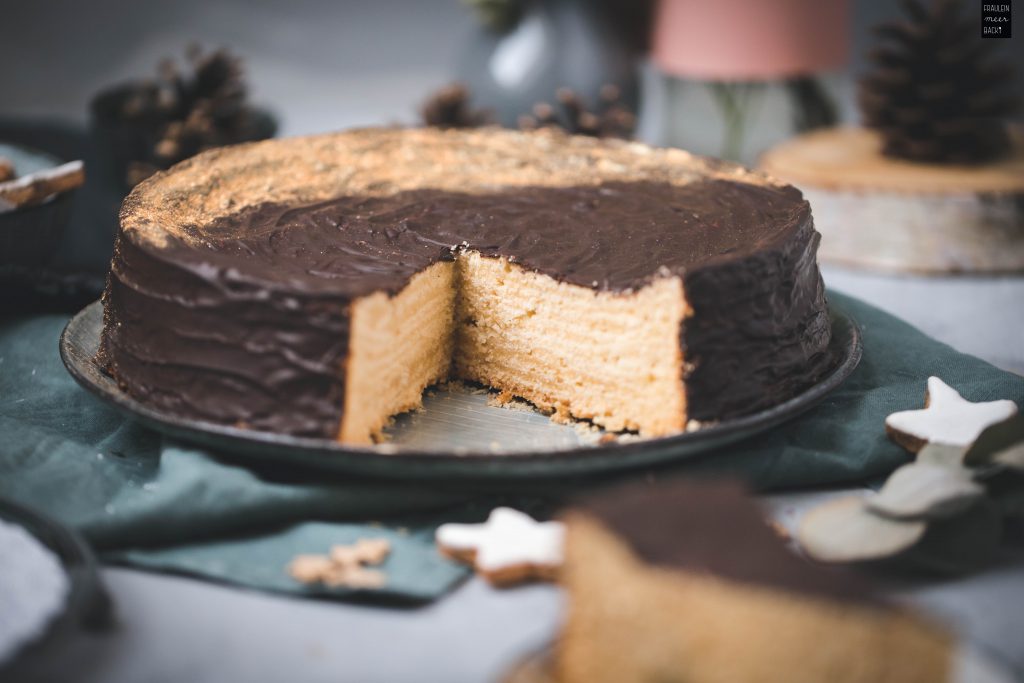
[550,403,574,425]
[487,392,542,415]
[486,389,517,408]
[571,421,606,445]
[571,421,646,447]
[437,380,489,396]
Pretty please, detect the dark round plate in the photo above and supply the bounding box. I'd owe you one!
[0,498,110,677]
[60,300,861,479]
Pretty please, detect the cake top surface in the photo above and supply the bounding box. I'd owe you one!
[120,127,812,296]
[573,479,878,606]
[124,127,791,240]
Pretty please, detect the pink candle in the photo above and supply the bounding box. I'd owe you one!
[652,0,850,81]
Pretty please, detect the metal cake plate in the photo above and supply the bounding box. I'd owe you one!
[60,300,861,479]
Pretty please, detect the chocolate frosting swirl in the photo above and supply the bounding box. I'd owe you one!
[170,179,810,295]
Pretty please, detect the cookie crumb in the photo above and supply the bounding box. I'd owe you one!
[288,537,392,589]
[352,538,391,564]
[329,545,361,566]
[288,555,335,583]
[324,565,386,589]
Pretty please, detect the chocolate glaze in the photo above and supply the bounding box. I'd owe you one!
[578,480,879,606]
[683,210,832,420]
[167,179,809,294]
[101,233,350,436]
[100,179,831,437]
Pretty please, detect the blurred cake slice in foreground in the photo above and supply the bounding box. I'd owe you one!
[557,480,952,683]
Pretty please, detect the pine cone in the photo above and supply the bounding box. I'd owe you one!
[859,0,1019,164]
[420,83,492,129]
[421,83,636,139]
[518,85,636,139]
[109,45,271,186]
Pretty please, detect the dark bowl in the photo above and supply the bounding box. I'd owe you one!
[0,498,110,678]
[0,143,78,269]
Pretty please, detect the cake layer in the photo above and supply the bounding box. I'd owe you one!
[340,261,455,444]
[455,252,686,434]
[100,128,832,442]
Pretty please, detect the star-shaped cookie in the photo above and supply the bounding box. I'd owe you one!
[435,507,565,586]
[886,377,1018,453]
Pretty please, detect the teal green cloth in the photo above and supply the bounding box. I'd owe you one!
[112,523,466,603]
[1,291,1021,602]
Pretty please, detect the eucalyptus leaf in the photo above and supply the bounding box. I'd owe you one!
[965,413,1024,467]
[916,442,968,468]
[867,462,983,520]
[798,496,926,563]
[993,488,1024,520]
[894,500,1002,575]
[993,443,1024,472]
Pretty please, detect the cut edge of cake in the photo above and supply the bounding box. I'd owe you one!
[339,251,689,445]
[340,261,456,444]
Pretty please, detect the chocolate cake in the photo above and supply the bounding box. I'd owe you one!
[99,127,832,444]
[557,481,952,683]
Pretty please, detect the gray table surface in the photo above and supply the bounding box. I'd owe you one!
[3,1,1023,681]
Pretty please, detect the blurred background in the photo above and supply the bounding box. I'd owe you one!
[1,0,1022,370]
[2,0,1019,142]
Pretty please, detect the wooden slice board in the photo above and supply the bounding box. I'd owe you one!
[760,127,1024,274]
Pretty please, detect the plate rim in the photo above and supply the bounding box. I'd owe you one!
[60,299,862,478]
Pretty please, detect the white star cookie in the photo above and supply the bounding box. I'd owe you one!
[886,377,1018,453]
[435,507,565,586]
